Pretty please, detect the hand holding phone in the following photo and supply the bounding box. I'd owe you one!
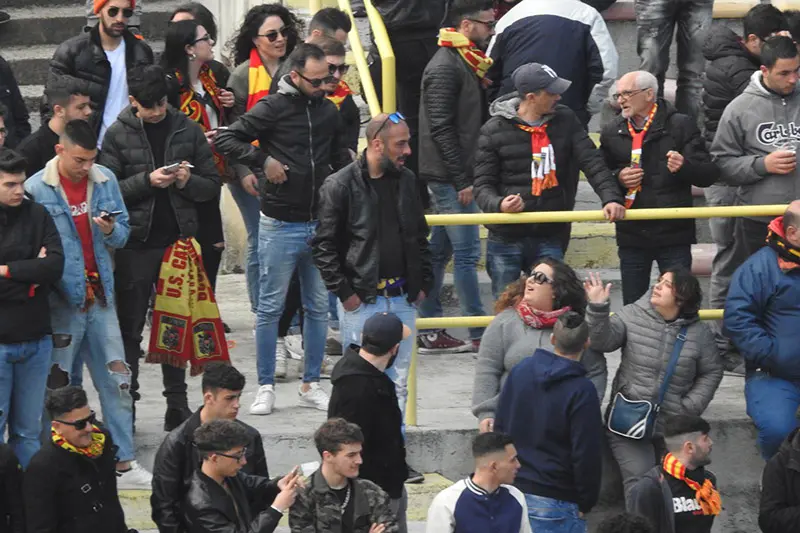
[100,210,124,221]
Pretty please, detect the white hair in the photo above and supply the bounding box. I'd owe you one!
[634,71,659,93]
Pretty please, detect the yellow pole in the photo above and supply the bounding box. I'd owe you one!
[405,343,418,427]
[337,0,382,116]
[364,0,396,113]
[309,0,322,15]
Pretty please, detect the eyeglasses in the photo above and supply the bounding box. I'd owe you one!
[468,18,496,30]
[55,411,97,430]
[329,63,350,76]
[216,447,248,462]
[258,27,289,43]
[296,71,328,88]
[527,271,553,286]
[612,89,646,101]
[107,7,135,19]
[371,112,406,140]
[192,35,214,45]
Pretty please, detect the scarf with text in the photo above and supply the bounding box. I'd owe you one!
[146,238,230,375]
[246,48,273,112]
[662,452,722,516]
[327,79,354,110]
[767,216,800,272]
[83,270,106,311]
[52,425,105,459]
[176,66,227,177]
[624,103,658,208]
[516,123,558,196]
[437,28,494,79]
[516,300,571,329]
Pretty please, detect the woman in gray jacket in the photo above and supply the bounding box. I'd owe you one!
[585,268,723,503]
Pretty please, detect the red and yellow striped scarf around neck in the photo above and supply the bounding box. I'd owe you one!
[516,123,558,196]
[662,452,721,516]
[246,48,273,112]
[624,103,658,208]
[327,79,353,110]
[52,425,105,459]
[437,28,494,79]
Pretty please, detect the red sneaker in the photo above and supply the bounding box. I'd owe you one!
[417,330,472,354]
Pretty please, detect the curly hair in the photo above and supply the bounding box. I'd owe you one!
[230,3,304,66]
[493,257,586,315]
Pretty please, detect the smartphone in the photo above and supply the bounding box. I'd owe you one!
[100,210,124,220]
[162,162,195,173]
[300,461,320,477]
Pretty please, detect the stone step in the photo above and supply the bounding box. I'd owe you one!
[0,0,77,7]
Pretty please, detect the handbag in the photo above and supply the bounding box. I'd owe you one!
[607,326,688,440]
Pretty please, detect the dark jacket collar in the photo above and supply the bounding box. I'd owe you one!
[117,105,183,132]
[191,470,244,524]
[330,345,387,384]
[613,98,677,137]
[0,199,26,226]
[310,470,373,518]
[784,428,800,472]
[88,24,144,64]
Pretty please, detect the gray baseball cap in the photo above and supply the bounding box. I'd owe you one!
[512,63,572,95]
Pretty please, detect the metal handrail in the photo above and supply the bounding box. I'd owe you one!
[336,0,383,116]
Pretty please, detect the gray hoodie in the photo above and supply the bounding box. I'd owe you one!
[710,71,800,221]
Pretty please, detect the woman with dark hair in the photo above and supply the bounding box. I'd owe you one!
[585,268,723,503]
[472,258,608,432]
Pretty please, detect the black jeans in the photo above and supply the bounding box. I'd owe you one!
[735,217,769,259]
[114,247,187,411]
[278,270,304,338]
[618,244,692,305]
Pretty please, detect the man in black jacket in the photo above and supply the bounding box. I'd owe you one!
[47,0,153,146]
[215,44,350,417]
[99,65,221,431]
[0,148,64,469]
[416,0,493,355]
[760,427,800,533]
[185,420,299,533]
[600,70,719,305]
[0,56,30,149]
[24,386,131,533]
[312,113,433,429]
[473,63,625,298]
[329,312,411,532]
[0,440,23,533]
[152,363,270,533]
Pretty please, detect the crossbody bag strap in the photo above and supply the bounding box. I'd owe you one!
[655,326,689,407]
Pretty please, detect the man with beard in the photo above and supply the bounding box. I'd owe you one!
[215,43,351,417]
[312,113,432,430]
[47,0,153,147]
[629,415,720,533]
[416,0,494,355]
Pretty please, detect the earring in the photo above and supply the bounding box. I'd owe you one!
[189,52,197,61]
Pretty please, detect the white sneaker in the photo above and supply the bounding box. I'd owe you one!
[285,334,304,360]
[275,338,289,378]
[117,460,153,490]
[250,384,275,415]
[320,356,336,378]
[298,382,330,411]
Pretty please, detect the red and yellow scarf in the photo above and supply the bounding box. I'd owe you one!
[767,216,800,272]
[625,103,658,208]
[176,66,227,177]
[52,425,105,459]
[516,124,558,196]
[516,301,571,329]
[438,28,494,79]
[663,452,722,516]
[247,48,273,112]
[327,79,354,110]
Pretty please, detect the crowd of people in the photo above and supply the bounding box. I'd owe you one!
[2,0,800,531]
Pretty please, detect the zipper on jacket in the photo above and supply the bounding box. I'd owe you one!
[307,104,316,221]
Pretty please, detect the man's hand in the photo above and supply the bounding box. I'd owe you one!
[457,186,474,206]
[602,202,626,222]
[584,272,611,305]
[479,418,494,433]
[241,174,259,197]
[265,157,288,184]
[618,166,644,188]
[342,294,362,312]
[764,150,797,175]
[92,215,115,235]
[500,194,524,213]
[369,524,387,533]
[278,467,300,490]
[150,167,178,188]
[174,161,192,190]
[204,129,218,145]
[218,88,235,108]
[415,290,426,305]
[38,247,47,258]
[666,150,685,173]
[0,265,8,278]
[272,472,299,512]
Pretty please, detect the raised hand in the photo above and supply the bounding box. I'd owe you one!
[584,272,611,305]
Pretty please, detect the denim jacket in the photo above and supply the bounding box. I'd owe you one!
[25,157,130,308]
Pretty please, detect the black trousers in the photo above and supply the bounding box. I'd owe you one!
[735,217,769,259]
[278,270,303,338]
[114,247,187,411]
[617,244,693,305]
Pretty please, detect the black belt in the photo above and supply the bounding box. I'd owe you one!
[379,285,407,298]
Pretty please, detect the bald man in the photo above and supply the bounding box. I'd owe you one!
[724,200,800,460]
[313,113,432,430]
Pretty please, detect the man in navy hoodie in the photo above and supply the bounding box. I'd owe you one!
[495,311,603,533]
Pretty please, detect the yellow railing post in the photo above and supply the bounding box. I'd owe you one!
[405,343,418,427]
[364,0,396,113]
[309,0,322,15]
[337,0,383,116]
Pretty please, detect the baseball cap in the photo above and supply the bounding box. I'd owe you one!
[361,313,411,354]
[512,63,572,96]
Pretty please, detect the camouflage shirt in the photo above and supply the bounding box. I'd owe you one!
[289,470,399,533]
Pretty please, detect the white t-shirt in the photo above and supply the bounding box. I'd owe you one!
[193,81,219,130]
[98,39,129,148]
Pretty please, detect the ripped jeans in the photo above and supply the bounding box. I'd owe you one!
[48,300,135,462]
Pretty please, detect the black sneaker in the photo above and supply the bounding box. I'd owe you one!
[164,406,192,432]
[223,321,232,334]
[0,12,10,25]
[353,7,367,18]
[406,465,424,484]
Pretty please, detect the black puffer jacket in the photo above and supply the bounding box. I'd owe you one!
[760,428,800,533]
[0,444,23,533]
[0,56,30,148]
[373,0,448,39]
[701,26,760,146]
[599,99,719,248]
[473,93,623,241]
[312,156,433,304]
[47,26,154,135]
[98,106,221,245]
[151,409,270,533]
[214,76,351,223]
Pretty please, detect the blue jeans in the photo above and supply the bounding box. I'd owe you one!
[617,245,692,305]
[256,216,327,385]
[0,336,52,468]
[328,293,340,330]
[486,234,564,299]
[227,181,262,314]
[49,301,134,462]
[338,295,417,419]
[418,182,485,340]
[746,371,800,460]
[524,494,586,533]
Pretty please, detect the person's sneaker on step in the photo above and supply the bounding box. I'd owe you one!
[417,330,472,354]
[250,384,275,415]
[163,406,192,432]
[275,337,290,379]
[285,333,304,360]
[406,464,425,484]
[352,6,367,18]
[320,356,335,378]
[0,12,11,25]
[298,382,329,411]
[471,339,481,353]
[326,327,343,356]
[117,460,153,490]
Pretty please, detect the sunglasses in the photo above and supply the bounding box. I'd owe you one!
[216,447,248,462]
[372,112,406,140]
[192,35,214,45]
[527,271,553,286]
[55,411,97,430]
[468,18,496,30]
[107,7,135,19]
[258,27,289,43]
[329,63,350,76]
[296,71,329,88]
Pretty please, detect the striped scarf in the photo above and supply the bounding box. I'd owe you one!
[516,123,558,196]
[327,79,353,110]
[52,426,106,459]
[662,453,721,516]
[176,66,227,177]
[246,48,273,112]
[624,103,658,208]
[437,28,494,79]
[767,216,800,272]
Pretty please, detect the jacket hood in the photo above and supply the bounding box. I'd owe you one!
[702,26,753,62]
[781,427,800,471]
[742,70,799,101]
[529,348,587,389]
[769,216,788,238]
[488,91,556,124]
[117,104,182,130]
[277,74,302,97]
[632,290,700,326]
[330,345,385,384]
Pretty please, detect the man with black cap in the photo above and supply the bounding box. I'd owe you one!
[473,62,625,299]
[328,312,412,533]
